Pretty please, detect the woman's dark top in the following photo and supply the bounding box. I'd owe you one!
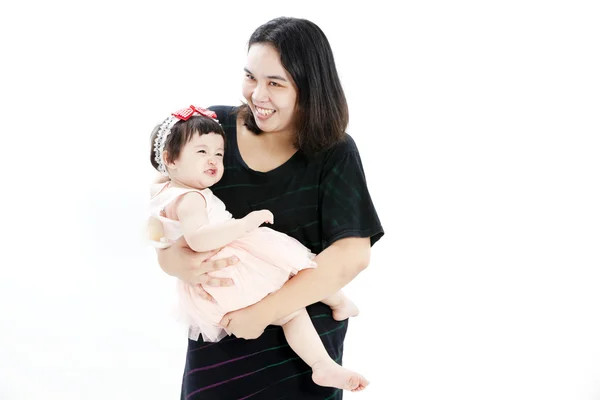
[181,106,384,399]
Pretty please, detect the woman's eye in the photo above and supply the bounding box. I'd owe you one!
[269,81,280,87]
[245,73,255,80]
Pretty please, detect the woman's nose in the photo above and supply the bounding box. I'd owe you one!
[252,82,269,104]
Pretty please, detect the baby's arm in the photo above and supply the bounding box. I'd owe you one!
[176,192,273,252]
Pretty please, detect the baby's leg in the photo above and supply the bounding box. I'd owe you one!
[275,309,368,392]
[321,291,360,321]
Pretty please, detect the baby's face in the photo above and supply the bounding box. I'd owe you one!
[169,132,225,189]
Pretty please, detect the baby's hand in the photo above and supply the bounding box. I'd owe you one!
[243,210,274,231]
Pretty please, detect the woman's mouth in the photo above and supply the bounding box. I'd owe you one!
[255,106,276,120]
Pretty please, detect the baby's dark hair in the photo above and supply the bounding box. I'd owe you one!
[150,115,226,171]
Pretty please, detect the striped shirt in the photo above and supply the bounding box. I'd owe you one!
[180,106,384,399]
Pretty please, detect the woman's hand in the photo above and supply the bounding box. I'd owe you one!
[219,302,272,340]
[157,235,238,302]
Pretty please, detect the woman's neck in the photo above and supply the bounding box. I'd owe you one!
[256,129,296,152]
[237,116,298,172]
[238,113,296,152]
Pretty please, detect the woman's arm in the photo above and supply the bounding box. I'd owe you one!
[257,237,370,322]
[220,237,370,336]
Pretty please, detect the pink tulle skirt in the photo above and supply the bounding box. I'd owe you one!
[176,227,316,342]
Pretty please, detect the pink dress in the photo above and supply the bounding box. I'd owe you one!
[150,182,317,342]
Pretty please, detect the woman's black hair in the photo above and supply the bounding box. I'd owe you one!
[239,17,349,155]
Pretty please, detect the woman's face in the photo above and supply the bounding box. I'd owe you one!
[242,43,298,135]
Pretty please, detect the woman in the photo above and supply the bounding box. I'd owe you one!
[157,17,384,399]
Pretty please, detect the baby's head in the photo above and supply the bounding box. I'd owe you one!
[151,106,226,189]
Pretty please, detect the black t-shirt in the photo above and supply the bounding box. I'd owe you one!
[181,106,384,400]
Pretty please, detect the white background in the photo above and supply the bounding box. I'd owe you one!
[1,1,599,399]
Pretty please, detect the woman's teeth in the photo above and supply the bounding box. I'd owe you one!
[256,107,275,116]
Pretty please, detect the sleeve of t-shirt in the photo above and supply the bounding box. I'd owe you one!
[208,105,237,125]
[319,137,384,249]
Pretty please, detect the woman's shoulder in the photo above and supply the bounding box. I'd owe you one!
[333,133,359,153]
[317,133,360,164]
[208,105,239,125]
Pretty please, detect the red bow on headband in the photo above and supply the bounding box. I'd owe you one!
[172,105,217,121]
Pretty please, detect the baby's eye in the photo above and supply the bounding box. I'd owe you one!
[197,150,206,154]
[216,152,224,157]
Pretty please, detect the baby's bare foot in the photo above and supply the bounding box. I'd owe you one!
[331,299,359,321]
[312,359,369,392]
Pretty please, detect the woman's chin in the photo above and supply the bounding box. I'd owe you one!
[255,118,274,132]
